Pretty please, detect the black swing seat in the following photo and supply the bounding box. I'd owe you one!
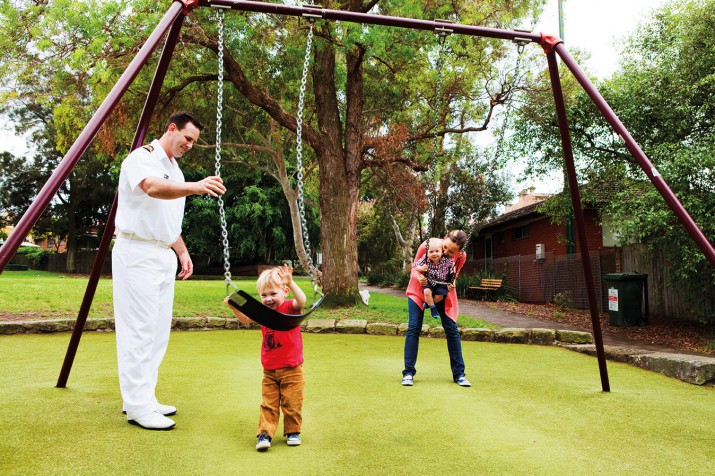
[227,289,326,331]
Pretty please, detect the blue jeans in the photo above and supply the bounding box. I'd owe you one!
[403,298,466,382]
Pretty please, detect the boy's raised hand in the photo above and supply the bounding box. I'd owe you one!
[276,264,294,286]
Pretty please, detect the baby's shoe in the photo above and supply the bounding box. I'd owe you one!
[430,306,440,319]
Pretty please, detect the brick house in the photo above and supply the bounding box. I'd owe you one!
[467,189,620,307]
[470,189,615,261]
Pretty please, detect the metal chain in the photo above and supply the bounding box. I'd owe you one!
[213,8,235,294]
[295,22,320,294]
[492,45,525,164]
[458,43,527,262]
[427,33,448,242]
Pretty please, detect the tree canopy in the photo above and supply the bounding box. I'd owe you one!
[0,0,547,304]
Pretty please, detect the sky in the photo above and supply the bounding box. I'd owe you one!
[0,0,671,187]
[533,0,668,79]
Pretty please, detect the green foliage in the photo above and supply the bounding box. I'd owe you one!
[0,0,549,299]
[365,258,406,287]
[357,200,404,274]
[15,246,53,268]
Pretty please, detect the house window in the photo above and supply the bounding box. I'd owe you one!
[484,237,493,259]
[512,226,529,241]
[566,215,576,254]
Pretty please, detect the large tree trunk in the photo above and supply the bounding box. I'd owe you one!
[311,23,362,305]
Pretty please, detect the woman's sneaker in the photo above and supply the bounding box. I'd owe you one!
[256,432,271,451]
[456,376,471,387]
[287,433,301,446]
[401,375,414,386]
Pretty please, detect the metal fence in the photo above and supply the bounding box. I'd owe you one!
[463,250,618,312]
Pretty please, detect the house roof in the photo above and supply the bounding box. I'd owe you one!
[476,181,615,236]
[477,201,543,234]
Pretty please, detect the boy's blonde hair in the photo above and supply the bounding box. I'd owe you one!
[256,267,285,293]
[428,238,443,251]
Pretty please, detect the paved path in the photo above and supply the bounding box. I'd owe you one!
[361,285,692,356]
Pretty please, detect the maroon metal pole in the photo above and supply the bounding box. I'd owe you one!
[546,50,610,392]
[552,42,715,269]
[198,0,542,43]
[0,0,186,272]
[56,12,188,388]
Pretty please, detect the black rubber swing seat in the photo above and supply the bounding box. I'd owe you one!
[227,289,326,331]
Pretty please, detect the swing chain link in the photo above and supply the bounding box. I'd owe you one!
[213,8,235,294]
[295,22,320,294]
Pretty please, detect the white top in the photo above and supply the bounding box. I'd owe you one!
[115,139,186,245]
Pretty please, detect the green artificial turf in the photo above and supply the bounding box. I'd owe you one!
[0,271,494,328]
[1,331,713,475]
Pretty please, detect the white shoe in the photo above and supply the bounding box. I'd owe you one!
[128,411,175,430]
[122,403,176,417]
[155,403,177,416]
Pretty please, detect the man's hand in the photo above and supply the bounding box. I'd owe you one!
[194,176,226,197]
[177,251,193,281]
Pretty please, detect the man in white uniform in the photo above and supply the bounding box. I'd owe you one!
[113,111,226,430]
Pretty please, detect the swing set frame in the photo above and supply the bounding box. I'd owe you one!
[1,0,714,393]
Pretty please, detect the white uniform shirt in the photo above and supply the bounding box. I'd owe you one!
[115,139,186,245]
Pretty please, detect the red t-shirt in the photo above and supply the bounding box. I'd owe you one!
[260,299,304,370]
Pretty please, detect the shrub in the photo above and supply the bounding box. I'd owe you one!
[365,259,403,286]
[552,291,574,310]
[16,247,53,268]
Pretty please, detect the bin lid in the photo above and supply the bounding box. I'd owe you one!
[604,272,648,281]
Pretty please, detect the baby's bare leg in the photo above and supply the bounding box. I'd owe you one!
[434,294,444,304]
[423,288,435,307]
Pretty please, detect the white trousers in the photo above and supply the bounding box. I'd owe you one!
[112,239,176,420]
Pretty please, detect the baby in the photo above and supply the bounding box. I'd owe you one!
[414,238,454,318]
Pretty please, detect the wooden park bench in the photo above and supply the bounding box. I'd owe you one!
[468,278,503,300]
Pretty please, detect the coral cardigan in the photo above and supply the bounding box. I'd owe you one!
[405,242,467,322]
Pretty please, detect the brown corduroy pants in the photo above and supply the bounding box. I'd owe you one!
[257,365,304,438]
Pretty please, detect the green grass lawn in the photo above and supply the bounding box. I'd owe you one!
[1,331,713,475]
[0,271,494,328]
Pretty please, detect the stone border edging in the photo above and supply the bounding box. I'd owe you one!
[1,317,713,386]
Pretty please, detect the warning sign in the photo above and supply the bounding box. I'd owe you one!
[608,287,619,311]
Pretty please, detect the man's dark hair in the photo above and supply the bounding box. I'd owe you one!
[166,111,203,132]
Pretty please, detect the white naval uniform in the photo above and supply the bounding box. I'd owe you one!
[112,139,185,420]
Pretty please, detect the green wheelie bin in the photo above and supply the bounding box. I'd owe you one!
[604,272,649,326]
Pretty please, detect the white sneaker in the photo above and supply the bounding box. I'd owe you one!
[256,432,271,451]
[128,411,176,430]
[155,403,177,416]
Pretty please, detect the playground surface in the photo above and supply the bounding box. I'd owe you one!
[1,331,713,475]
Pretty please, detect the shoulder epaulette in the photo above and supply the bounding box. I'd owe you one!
[142,144,154,152]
